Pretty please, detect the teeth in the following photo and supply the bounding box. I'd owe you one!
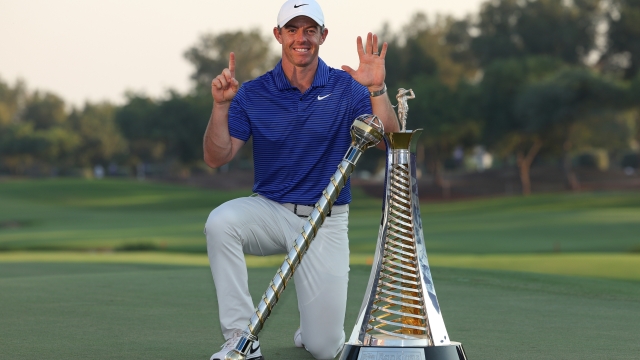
[294,48,309,52]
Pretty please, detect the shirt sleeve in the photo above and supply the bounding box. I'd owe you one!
[351,79,373,120]
[227,85,251,142]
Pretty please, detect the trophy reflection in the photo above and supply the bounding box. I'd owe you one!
[340,89,468,360]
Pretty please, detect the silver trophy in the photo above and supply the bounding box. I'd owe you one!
[339,89,468,360]
[223,114,384,360]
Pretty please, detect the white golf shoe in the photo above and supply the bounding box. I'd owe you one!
[293,328,304,348]
[210,330,264,360]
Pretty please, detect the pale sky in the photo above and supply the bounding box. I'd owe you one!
[0,0,485,107]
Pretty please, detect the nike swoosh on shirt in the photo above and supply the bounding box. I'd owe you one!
[317,94,332,100]
[294,4,308,8]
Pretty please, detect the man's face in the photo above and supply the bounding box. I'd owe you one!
[274,16,328,68]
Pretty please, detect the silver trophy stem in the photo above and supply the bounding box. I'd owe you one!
[224,115,384,360]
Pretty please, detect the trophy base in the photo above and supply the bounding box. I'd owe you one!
[339,342,468,360]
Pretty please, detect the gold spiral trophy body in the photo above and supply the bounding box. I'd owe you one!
[223,114,384,360]
[340,89,468,360]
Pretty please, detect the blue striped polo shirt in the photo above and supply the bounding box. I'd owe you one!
[228,58,372,205]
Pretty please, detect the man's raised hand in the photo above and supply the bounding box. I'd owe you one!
[211,52,240,105]
[341,33,388,92]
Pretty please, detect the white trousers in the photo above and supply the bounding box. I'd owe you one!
[204,195,350,360]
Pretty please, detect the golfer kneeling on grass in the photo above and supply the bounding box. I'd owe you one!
[202,1,398,359]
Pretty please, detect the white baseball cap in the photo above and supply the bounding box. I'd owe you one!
[277,0,325,28]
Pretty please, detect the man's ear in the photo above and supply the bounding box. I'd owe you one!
[319,27,328,45]
[273,27,283,44]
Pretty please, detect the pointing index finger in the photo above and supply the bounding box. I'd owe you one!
[229,52,235,78]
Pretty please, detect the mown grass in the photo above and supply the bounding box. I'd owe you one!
[2,179,640,359]
[0,262,638,360]
[0,178,244,252]
[1,251,639,281]
[2,178,640,255]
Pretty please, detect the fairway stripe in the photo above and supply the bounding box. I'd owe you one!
[1,252,639,281]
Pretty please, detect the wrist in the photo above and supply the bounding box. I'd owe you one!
[214,100,232,108]
[369,83,387,97]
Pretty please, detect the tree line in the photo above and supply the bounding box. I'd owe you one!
[1,0,639,195]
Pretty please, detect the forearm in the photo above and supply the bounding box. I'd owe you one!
[370,88,400,150]
[370,91,399,133]
[203,103,237,168]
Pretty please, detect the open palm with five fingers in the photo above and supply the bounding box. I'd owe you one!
[341,33,387,92]
[211,52,240,105]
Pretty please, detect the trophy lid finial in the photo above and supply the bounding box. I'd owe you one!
[396,88,415,132]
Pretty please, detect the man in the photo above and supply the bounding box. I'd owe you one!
[203,1,399,359]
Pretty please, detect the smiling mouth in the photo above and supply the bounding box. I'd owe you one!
[294,48,310,53]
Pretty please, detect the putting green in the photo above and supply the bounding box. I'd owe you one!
[1,251,639,281]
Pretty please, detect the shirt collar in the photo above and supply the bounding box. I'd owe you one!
[273,58,330,91]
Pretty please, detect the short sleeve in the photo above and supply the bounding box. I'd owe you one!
[351,79,373,119]
[228,85,251,142]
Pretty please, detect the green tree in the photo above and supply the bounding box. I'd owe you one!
[184,29,278,93]
[376,14,482,195]
[471,0,600,66]
[514,68,629,190]
[115,94,165,164]
[631,75,640,147]
[115,92,213,172]
[602,0,640,79]
[22,91,66,130]
[0,77,27,127]
[0,85,81,175]
[478,56,566,195]
[67,102,127,167]
[405,76,481,195]
[155,92,211,164]
[0,123,80,175]
[384,13,478,90]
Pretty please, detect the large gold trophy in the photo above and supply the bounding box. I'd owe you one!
[223,114,384,360]
[339,89,468,360]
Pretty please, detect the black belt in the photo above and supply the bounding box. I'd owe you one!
[281,203,349,218]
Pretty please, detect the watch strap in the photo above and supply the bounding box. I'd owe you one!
[369,83,387,97]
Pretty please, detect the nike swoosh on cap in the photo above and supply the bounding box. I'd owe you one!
[294,4,308,8]
[317,94,332,100]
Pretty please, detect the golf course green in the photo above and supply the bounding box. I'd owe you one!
[1,178,639,359]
